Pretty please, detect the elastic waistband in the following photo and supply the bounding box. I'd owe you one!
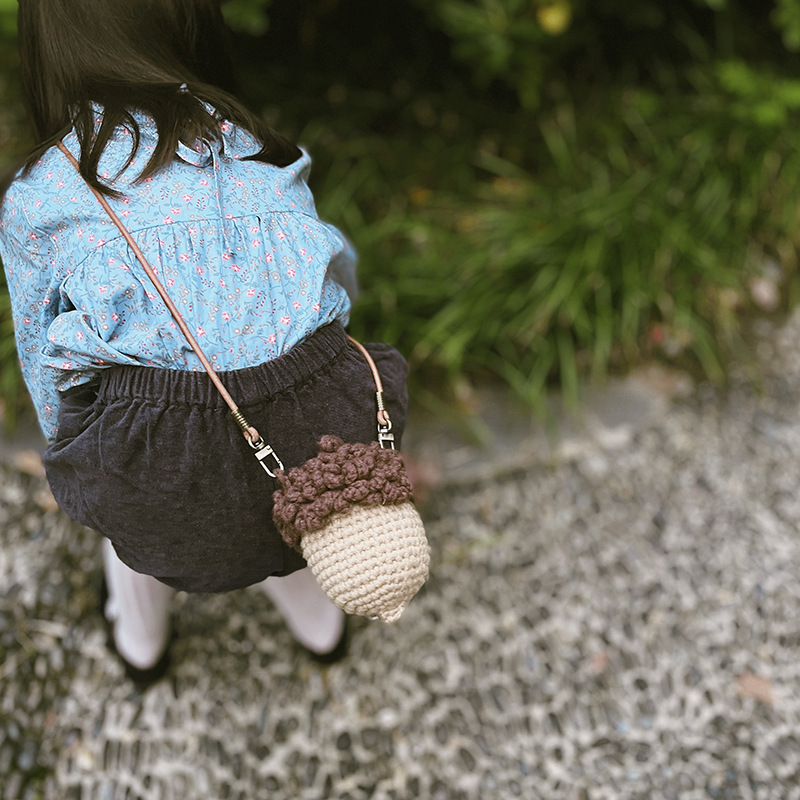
[97,322,349,408]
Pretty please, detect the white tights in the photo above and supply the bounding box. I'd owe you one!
[101,539,345,668]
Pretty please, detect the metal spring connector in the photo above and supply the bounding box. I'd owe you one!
[230,408,253,436]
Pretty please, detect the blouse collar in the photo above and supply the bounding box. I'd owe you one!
[88,102,232,168]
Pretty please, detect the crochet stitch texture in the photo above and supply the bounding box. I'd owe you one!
[301,502,429,623]
[272,435,414,547]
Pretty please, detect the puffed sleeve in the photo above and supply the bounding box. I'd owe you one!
[0,186,66,442]
[326,234,358,303]
[283,150,359,301]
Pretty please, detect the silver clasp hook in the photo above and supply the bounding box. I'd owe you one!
[375,391,395,450]
[248,436,284,477]
[377,417,395,450]
[231,409,284,478]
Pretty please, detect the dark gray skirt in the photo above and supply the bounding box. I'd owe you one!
[43,323,408,593]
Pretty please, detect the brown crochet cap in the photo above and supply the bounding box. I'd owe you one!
[272,435,414,548]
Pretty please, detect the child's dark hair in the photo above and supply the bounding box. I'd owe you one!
[9,0,299,196]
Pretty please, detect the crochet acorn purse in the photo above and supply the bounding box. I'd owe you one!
[59,142,430,623]
[271,344,430,622]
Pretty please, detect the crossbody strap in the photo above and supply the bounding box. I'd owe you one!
[57,141,395,471]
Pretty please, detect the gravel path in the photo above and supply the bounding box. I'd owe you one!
[2,314,800,799]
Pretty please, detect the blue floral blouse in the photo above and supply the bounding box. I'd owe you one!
[0,111,356,442]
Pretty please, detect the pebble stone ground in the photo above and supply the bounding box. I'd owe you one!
[3,312,800,799]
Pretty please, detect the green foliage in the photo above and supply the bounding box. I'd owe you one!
[407,0,786,110]
[0,0,14,37]
[773,0,800,50]
[716,60,800,126]
[221,0,272,35]
[408,0,558,109]
[327,70,800,406]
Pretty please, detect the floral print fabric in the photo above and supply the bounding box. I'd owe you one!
[0,111,355,441]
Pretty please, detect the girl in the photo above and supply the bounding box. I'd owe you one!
[0,0,408,685]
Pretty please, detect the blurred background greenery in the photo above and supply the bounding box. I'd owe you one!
[2,0,800,429]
